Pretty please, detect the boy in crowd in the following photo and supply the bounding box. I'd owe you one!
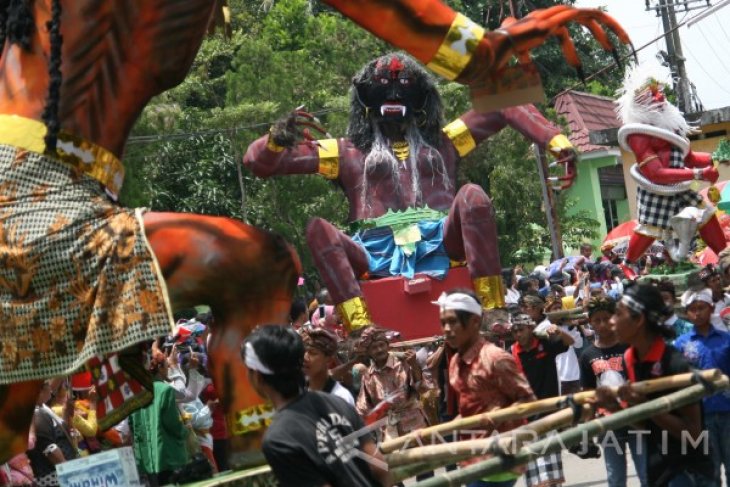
[356,327,429,442]
[510,313,574,487]
[302,328,354,405]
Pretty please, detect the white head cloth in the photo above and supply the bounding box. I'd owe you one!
[244,341,274,375]
[432,292,483,317]
[681,288,714,308]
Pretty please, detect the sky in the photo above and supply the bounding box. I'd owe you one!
[576,0,730,110]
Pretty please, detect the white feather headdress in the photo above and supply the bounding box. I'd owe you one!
[615,62,693,137]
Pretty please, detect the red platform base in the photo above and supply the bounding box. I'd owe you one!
[360,266,472,341]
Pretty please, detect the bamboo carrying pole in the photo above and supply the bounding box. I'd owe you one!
[388,407,579,468]
[410,375,729,487]
[389,407,586,482]
[381,369,721,454]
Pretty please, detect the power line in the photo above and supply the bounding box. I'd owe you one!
[713,14,730,46]
[682,43,730,96]
[694,23,730,78]
[126,107,344,145]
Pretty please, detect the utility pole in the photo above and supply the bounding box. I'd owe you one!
[648,0,709,114]
[533,144,563,260]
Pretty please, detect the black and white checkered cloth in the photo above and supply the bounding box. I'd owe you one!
[636,147,703,230]
[524,452,564,487]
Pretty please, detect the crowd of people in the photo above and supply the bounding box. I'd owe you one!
[3,244,730,487]
[0,312,228,487]
[264,243,730,487]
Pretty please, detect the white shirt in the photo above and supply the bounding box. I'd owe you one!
[555,325,583,383]
[330,381,355,406]
[505,288,521,305]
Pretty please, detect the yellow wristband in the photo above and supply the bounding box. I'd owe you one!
[548,134,573,154]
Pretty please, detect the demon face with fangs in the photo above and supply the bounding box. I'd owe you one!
[350,53,443,153]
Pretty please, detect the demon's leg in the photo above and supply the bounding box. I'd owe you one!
[625,232,657,264]
[144,212,299,466]
[700,215,728,254]
[0,381,42,463]
[443,183,505,308]
[306,217,371,330]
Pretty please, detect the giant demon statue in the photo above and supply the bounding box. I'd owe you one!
[246,53,581,329]
[0,0,627,463]
[616,64,728,265]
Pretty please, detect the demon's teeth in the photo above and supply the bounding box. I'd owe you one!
[380,104,407,116]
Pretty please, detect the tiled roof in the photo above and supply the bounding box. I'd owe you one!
[553,90,621,153]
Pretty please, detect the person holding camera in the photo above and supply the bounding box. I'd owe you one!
[129,351,190,487]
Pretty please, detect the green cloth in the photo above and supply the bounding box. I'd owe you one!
[130,380,190,474]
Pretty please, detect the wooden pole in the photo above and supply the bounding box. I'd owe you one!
[534,143,563,259]
[411,376,729,487]
[380,369,720,453]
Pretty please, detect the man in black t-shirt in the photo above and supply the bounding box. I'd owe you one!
[242,325,390,487]
[579,296,647,487]
[509,313,573,487]
[510,314,572,400]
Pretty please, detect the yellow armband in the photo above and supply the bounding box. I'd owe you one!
[426,13,485,81]
[443,118,477,157]
[317,138,340,179]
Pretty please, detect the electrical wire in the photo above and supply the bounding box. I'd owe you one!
[126,107,344,145]
[694,23,730,78]
[683,43,730,96]
[713,13,730,46]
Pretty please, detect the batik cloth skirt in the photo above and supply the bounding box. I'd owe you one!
[0,144,173,404]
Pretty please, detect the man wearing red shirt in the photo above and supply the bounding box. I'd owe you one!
[435,289,535,487]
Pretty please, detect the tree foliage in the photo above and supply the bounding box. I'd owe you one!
[122,0,619,288]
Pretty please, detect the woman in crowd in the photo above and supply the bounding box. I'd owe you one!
[26,380,79,486]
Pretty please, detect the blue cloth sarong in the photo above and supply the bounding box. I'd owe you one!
[352,218,450,280]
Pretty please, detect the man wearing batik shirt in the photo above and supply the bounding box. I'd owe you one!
[434,289,535,487]
[356,327,430,441]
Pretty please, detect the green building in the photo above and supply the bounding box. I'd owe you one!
[554,90,629,249]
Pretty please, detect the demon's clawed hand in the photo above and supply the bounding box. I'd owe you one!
[550,147,578,191]
[466,6,632,84]
[270,108,331,148]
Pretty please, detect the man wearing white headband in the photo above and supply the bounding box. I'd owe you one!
[434,289,535,486]
[674,287,730,486]
[242,325,390,487]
